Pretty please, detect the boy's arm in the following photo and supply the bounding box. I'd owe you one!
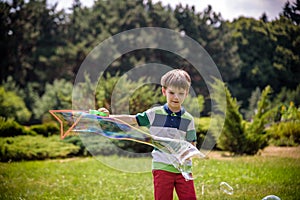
[109,114,138,126]
[97,108,138,126]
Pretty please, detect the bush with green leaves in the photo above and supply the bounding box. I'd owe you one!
[74,134,131,156]
[29,123,59,137]
[210,79,272,155]
[94,73,162,114]
[267,121,300,146]
[63,136,90,156]
[194,117,217,150]
[183,95,204,118]
[213,83,247,154]
[242,86,273,154]
[0,135,80,162]
[94,73,204,115]
[273,84,300,108]
[0,117,36,137]
[267,102,300,146]
[0,86,31,123]
[33,79,73,121]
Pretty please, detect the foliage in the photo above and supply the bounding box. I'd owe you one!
[33,79,73,121]
[280,101,300,121]
[94,72,204,115]
[0,135,80,162]
[29,123,59,137]
[0,0,67,87]
[62,136,89,156]
[78,134,133,156]
[195,117,216,150]
[243,87,261,121]
[183,94,204,117]
[95,73,163,114]
[0,86,31,123]
[243,86,272,155]
[273,84,300,109]
[267,102,300,146]
[267,121,300,146]
[0,0,299,125]
[0,0,299,158]
[2,76,40,123]
[210,79,273,155]
[229,16,300,108]
[0,117,36,137]
[211,79,247,154]
[282,0,300,25]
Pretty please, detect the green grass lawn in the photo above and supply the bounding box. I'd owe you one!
[0,147,299,200]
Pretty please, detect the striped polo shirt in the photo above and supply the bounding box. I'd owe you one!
[136,104,197,173]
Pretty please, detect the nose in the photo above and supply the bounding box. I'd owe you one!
[174,93,179,99]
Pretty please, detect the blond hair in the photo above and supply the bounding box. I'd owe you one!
[160,69,191,90]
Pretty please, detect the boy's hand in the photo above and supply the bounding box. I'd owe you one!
[98,108,110,116]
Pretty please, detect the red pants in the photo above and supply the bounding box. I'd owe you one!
[152,170,197,200]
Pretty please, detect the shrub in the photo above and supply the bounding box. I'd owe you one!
[75,134,121,156]
[267,102,300,146]
[63,136,89,156]
[211,81,247,154]
[242,86,273,155]
[30,123,59,137]
[210,79,272,155]
[195,117,218,150]
[0,135,80,162]
[33,79,72,120]
[267,121,300,146]
[0,117,36,137]
[0,87,31,123]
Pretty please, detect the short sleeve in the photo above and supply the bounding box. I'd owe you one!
[186,130,197,142]
[136,112,150,126]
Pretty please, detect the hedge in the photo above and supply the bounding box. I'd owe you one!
[0,135,80,162]
[0,117,36,137]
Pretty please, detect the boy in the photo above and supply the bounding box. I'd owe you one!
[99,69,197,200]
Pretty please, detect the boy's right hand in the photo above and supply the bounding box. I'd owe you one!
[98,108,110,116]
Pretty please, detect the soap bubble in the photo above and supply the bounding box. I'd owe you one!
[262,195,281,200]
[219,182,234,195]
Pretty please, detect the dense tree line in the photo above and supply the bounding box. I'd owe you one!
[0,0,299,124]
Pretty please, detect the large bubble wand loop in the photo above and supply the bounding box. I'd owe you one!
[49,110,206,180]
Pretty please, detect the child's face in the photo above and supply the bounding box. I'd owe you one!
[162,86,188,112]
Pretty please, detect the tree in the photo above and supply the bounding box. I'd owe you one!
[229,15,300,108]
[243,86,272,155]
[0,0,67,90]
[210,79,272,155]
[229,18,276,104]
[273,84,300,108]
[1,0,299,123]
[0,86,31,123]
[244,87,261,121]
[282,0,300,25]
[33,79,73,121]
[210,79,246,154]
[271,17,300,91]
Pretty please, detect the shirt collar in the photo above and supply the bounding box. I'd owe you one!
[163,103,185,117]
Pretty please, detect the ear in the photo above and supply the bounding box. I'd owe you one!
[162,87,166,96]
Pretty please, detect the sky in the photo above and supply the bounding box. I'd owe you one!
[47,0,294,21]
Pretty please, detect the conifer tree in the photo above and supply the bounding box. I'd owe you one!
[210,79,272,155]
[210,78,246,154]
